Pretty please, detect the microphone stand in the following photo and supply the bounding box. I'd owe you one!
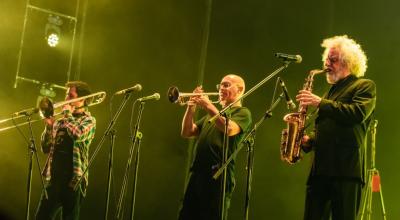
[115,101,145,220]
[73,92,134,219]
[104,129,116,220]
[219,112,229,220]
[209,62,292,219]
[210,62,292,178]
[129,130,143,220]
[360,120,387,220]
[242,130,255,220]
[208,62,291,124]
[213,93,285,220]
[14,112,48,220]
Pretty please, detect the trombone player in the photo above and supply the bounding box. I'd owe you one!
[36,81,96,220]
[179,74,252,220]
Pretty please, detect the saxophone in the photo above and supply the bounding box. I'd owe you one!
[280,69,328,164]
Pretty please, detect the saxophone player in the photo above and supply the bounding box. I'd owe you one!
[296,35,376,220]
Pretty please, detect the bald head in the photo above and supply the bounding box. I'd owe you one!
[222,74,245,95]
[218,74,246,107]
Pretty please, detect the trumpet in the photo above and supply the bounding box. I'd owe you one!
[0,91,106,132]
[167,86,219,105]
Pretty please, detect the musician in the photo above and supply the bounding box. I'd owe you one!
[36,81,96,220]
[296,35,376,220]
[179,74,252,220]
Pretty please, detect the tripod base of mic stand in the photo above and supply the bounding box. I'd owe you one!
[359,169,387,220]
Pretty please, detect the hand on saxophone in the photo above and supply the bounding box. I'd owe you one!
[296,90,321,107]
[301,134,313,152]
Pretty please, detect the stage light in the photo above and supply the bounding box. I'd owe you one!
[47,33,59,47]
[45,14,63,47]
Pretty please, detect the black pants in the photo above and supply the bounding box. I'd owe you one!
[303,177,362,220]
[178,172,232,220]
[35,182,83,220]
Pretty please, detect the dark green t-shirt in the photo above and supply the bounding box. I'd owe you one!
[191,106,252,191]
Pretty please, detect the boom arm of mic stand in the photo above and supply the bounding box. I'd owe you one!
[213,93,285,180]
[208,62,290,123]
[73,92,133,190]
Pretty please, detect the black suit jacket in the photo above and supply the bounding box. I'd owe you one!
[308,74,376,183]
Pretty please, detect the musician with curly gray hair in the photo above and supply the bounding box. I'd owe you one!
[297,35,376,220]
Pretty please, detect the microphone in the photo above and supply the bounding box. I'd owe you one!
[137,93,161,102]
[114,84,142,95]
[275,53,302,63]
[278,78,297,110]
[12,107,39,116]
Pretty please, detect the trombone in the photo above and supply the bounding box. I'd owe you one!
[167,86,219,105]
[0,91,106,132]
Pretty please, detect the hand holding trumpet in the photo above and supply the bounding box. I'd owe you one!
[188,86,213,109]
[180,85,219,138]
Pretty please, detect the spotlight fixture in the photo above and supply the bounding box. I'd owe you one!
[36,83,57,110]
[45,14,63,47]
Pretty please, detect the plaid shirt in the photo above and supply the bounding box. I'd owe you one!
[41,110,96,196]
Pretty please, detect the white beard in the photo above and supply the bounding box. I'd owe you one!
[326,72,339,84]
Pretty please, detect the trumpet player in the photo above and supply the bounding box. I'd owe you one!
[296,36,376,220]
[179,74,252,220]
[36,81,96,220]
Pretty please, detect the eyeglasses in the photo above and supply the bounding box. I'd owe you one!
[216,82,233,90]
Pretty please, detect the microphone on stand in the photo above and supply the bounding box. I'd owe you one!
[137,93,160,102]
[114,84,142,95]
[275,53,302,63]
[278,78,297,110]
